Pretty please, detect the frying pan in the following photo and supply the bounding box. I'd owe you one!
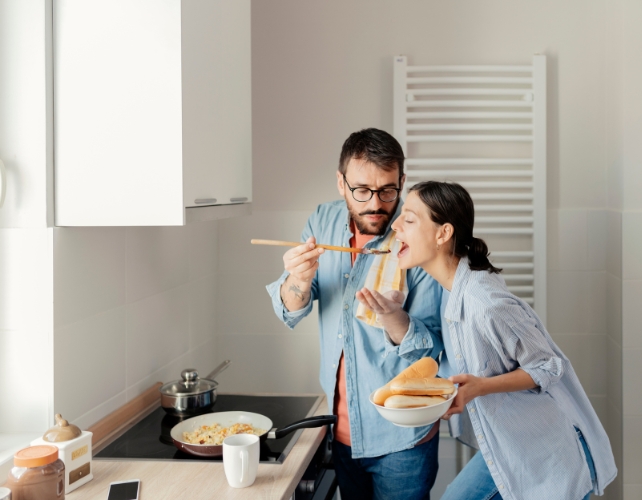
[170,411,336,457]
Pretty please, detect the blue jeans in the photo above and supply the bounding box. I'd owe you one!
[441,428,597,500]
[332,433,439,500]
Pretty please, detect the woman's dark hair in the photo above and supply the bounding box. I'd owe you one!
[338,128,404,177]
[409,181,502,274]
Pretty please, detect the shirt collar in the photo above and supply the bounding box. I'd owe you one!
[444,256,472,323]
[343,199,404,245]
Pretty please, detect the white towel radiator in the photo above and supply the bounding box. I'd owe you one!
[393,55,547,324]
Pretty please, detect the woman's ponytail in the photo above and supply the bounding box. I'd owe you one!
[409,181,502,274]
[467,237,502,274]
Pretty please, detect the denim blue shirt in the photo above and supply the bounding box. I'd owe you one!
[439,257,616,500]
[266,200,443,458]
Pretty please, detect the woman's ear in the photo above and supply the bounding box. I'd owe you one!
[436,223,455,247]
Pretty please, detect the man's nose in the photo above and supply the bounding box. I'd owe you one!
[366,194,384,211]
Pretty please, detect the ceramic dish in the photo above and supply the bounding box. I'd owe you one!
[369,388,458,427]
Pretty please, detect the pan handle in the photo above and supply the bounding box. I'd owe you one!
[269,415,337,440]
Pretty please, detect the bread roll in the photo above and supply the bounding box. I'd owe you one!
[372,358,439,405]
[390,377,455,396]
[383,395,445,409]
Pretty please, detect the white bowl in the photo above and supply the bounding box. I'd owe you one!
[369,388,458,428]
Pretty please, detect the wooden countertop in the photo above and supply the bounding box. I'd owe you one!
[67,395,328,500]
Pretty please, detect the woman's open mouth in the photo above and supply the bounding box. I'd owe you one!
[397,241,409,258]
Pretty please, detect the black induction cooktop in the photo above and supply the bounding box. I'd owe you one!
[95,394,322,464]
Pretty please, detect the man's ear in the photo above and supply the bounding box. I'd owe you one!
[399,174,406,191]
[337,170,345,197]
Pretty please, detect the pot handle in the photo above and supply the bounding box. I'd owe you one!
[269,415,337,440]
[207,359,231,380]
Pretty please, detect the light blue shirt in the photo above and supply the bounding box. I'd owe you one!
[440,257,616,500]
[266,200,443,458]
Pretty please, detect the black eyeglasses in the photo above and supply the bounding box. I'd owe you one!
[343,175,401,203]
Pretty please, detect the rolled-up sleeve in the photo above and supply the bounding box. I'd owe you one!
[382,269,444,362]
[493,308,563,393]
[266,271,313,329]
[265,212,318,330]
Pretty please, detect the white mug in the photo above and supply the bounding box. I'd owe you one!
[223,434,260,488]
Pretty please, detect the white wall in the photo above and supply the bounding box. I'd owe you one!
[52,223,219,430]
[619,1,642,497]
[216,0,621,496]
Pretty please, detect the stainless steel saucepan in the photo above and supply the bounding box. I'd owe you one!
[159,360,230,416]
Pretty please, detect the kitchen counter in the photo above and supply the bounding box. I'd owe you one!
[67,396,328,500]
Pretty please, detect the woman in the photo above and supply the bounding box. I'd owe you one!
[356,181,616,500]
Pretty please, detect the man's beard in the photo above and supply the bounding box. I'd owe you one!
[347,199,399,236]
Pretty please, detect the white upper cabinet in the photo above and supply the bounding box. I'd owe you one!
[53,0,251,226]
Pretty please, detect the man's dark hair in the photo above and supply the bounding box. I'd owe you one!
[338,128,405,177]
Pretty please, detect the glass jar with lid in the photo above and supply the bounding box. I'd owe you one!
[5,445,65,500]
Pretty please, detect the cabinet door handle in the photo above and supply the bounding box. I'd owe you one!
[0,158,6,208]
[194,198,217,205]
[230,197,248,203]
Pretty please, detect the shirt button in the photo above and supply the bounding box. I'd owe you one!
[344,273,350,279]
[344,304,349,310]
[338,334,343,339]
[499,485,504,490]
[446,319,451,324]
[455,354,462,359]
[487,460,493,466]
[332,364,336,368]
[477,434,483,440]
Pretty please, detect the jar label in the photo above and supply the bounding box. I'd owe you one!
[72,445,88,461]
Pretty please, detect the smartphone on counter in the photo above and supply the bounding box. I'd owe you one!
[107,480,141,500]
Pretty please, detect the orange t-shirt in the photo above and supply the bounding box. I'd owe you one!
[333,224,439,447]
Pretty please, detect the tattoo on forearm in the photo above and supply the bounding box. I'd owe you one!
[289,284,308,302]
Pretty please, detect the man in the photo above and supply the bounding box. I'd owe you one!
[266,128,443,499]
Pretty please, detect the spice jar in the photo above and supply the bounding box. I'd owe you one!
[5,445,65,500]
[31,414,93,494]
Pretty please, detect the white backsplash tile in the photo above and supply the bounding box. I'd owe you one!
[624,483,642,500]
[547,271,606,335]
[217,271,319,335]
[126,286,190,384]
[607,210,622,278]
[217,333,322,394]
[624,415,642,485]
[624,280,642,349]
[556,209,588,271]
[125,339,218,400]
[188,220,218,281]
[607,337,623,410]
[607,273,623,345]
[554,334,607,396]
[587,210,607,271]
[623,211,642,280]
[126,226,189,303]
[54,307,127,423]
[188,276,217,349]
[624,348,642,416]
[53,227,127,328]
[217,210,313,274]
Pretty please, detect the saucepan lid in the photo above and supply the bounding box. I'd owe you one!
[159,369,218,397]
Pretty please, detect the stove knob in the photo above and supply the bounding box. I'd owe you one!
[297,479,315,494]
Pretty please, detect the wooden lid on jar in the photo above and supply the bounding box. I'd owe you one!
[43,413,82,442]
[14,445,59,468]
